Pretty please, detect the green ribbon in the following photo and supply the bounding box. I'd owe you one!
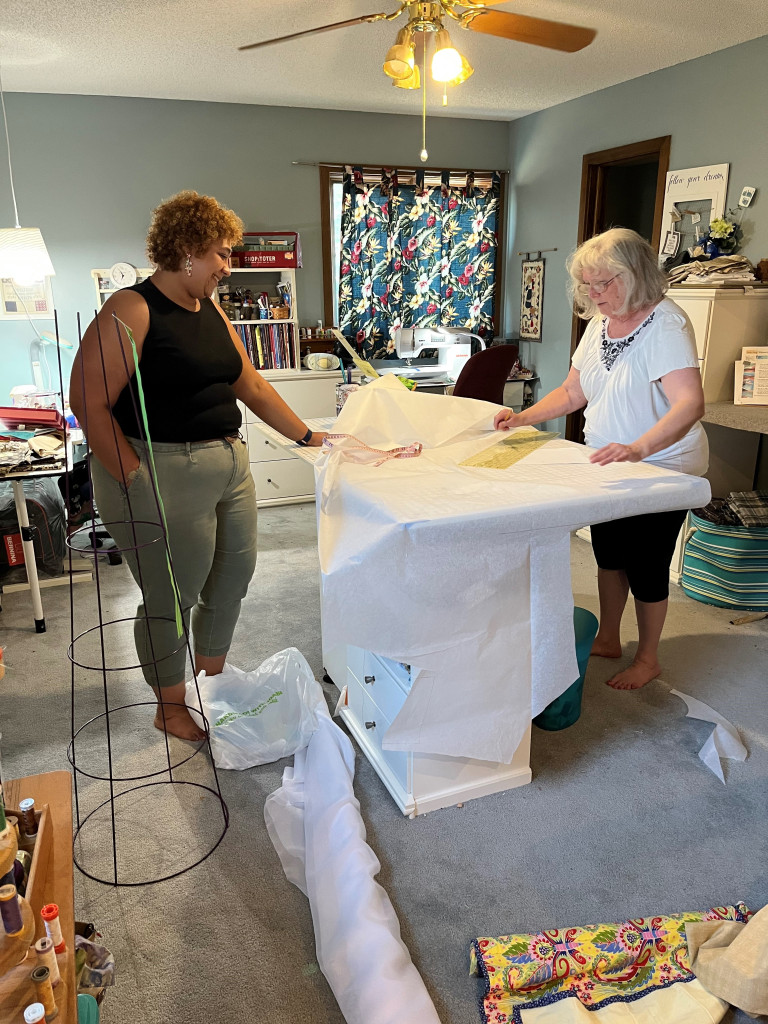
[116,317,183,636]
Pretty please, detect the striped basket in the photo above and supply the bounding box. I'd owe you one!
[681,511,768,610]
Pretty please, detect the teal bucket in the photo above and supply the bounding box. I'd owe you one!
[533,606,598,731]
[78,994,100,1024]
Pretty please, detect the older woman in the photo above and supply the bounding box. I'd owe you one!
[495,227,707,690]
[70,191,326,740]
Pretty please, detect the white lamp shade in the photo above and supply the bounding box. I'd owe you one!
[0,227,55,282]
[431,30,463,82]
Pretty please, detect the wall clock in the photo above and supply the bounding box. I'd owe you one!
[110,262,138,288]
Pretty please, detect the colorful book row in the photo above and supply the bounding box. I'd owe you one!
[234,322,296,371]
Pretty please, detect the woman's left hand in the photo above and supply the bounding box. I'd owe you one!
[589,442,644,465]
[307,431,329,447]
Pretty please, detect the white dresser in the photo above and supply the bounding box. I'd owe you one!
[670,285,768,402]
[241,370,345,505]
[333,645,532,818]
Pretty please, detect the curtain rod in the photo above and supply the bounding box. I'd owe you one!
[292,160,508,175]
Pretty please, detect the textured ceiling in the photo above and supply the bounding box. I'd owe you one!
[1,1,767,120]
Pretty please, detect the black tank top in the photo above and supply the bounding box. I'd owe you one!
[111,278,243,442]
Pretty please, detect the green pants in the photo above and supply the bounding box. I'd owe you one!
[91,436,257,687]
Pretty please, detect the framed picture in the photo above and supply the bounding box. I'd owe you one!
[658,164,729,262]
[0,276,55,319]
[520,258,544,340]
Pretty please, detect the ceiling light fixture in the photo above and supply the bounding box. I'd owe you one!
[447,53,474,87]
[0,63,55,285]
[431,28,463,82]
[393,63,420,90]
[383,27,415,80]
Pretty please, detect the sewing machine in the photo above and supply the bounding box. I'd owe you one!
[381,327,485,381]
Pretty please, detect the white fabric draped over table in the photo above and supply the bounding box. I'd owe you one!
[317,376,711,764]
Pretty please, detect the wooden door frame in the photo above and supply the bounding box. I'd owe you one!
[565,135,671,441]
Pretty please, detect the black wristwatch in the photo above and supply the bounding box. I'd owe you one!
[296,427,313,446]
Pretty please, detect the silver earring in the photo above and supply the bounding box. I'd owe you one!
[185,253,192,276]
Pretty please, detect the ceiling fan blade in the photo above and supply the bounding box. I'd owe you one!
[239,14,387,52]
[466,10,596,52]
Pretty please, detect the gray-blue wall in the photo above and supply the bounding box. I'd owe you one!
[2,33,767,410]
[0,95,509,399]
[507,34,768,430]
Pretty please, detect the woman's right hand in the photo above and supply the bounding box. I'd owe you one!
[494,408,523,431]
[123,457,141,489]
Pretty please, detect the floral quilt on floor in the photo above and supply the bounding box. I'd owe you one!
[470,903,752,1023]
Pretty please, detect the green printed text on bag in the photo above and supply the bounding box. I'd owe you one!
[215,690,283,727]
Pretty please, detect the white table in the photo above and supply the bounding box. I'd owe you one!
[313,378,712,813]
[250,384,712,813]
[1,444,92,630]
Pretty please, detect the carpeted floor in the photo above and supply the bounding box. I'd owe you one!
[1,503,766,1023]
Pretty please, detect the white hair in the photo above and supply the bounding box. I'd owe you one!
[567,227,668,318]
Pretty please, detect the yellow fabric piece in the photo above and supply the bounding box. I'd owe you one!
[471,904,751,1024]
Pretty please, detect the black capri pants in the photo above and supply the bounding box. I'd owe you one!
[590,509,688,603]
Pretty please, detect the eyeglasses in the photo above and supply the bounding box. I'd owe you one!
[581,274,619,295]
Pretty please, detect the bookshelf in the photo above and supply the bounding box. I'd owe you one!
[221,267,299,373]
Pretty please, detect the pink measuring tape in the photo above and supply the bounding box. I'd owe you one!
[321,433,423,466]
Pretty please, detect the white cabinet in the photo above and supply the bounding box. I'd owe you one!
[672,287,768,501]
[670,286,768,402]
[330,646,532,817]
[241,371,341,506]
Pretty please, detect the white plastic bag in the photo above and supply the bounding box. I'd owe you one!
[185,647,324,770]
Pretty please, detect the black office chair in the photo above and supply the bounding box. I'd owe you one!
[452,344,520,405]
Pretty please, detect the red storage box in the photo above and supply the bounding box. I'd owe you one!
[233,232,302,269]
[0,406,66,432]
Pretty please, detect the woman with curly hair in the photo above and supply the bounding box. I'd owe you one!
[70,191,325,740]
[494,228,707,691]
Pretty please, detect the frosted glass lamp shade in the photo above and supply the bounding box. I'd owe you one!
[393,64,420,89]
[431,30,463,82]
[447,54,474,86]
[0,227,55,283]
[383,28,414,80]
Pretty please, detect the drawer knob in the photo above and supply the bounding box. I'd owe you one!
[364,720,376,730]
[364,675,375,685]
[267,478,272,484]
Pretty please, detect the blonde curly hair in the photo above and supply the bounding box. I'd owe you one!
[567,227,668,319]
[146,190,244,271]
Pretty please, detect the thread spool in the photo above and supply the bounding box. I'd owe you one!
[31,965,58,1020]
[19,798,38,838]
[40,904,65,953]
[0,882,24,935]
[24,1004,46,1024]
[34,936,61,986]
[15,847,31,897]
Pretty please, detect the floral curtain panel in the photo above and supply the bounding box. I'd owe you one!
[338,166,501,361]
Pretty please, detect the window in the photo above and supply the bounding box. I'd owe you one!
[321,165,505,359]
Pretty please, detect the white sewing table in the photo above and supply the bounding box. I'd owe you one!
[261,394,711,816]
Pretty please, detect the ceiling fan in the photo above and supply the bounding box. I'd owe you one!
[240,2,597,89]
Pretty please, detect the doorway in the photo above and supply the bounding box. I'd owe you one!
[565,136,671,442]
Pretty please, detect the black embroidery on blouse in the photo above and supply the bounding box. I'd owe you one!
[600,310,656,371]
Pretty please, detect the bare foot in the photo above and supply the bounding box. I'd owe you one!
[154,705,206,741]
[591,634,622,659]
[605,659,661,691]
